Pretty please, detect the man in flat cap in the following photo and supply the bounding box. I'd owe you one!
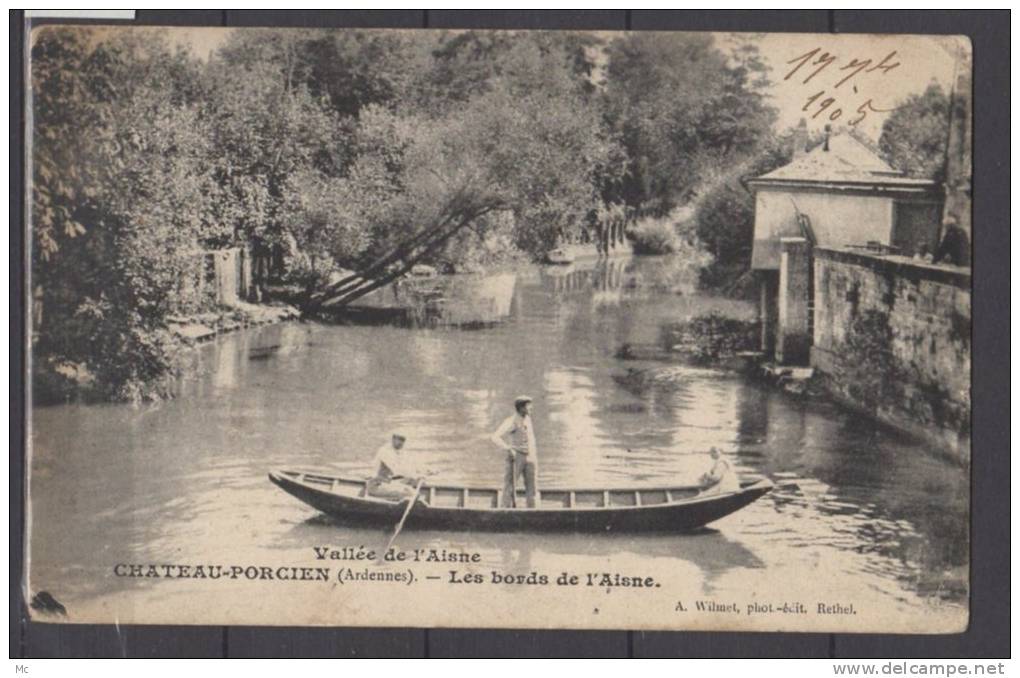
[367,433,425,501]
[490,396,538,508]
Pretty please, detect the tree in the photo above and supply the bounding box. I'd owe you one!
[31,28,215,400]
[218,28,426,121]
[34,26,784,397]
[693,130,809,290]
[201,39,343,252]
[410,30,515,114]
[279,169,373,289]
[879,83,958,182]
[602,32,777,214]
[313,38,618,306]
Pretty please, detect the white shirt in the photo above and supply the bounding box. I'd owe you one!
[491,413,537,459]
[704,458,740,493]
[373,442,420,480]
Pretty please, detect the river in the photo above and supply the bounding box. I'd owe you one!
[27,256,968,632]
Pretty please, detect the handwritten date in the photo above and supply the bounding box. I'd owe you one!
[784,47,900,126]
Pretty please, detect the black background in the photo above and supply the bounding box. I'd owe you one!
[9,9,1010,659]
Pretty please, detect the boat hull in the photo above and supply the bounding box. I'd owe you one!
[269,470,772,533]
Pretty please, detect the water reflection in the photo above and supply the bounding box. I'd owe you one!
[342,272,518,328]
[29,256,967,621]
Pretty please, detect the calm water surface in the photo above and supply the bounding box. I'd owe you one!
[29,257,968,627]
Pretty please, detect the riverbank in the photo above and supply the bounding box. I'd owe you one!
[33,301,299,405]
[167,301,299,345]
[553,241,634,262]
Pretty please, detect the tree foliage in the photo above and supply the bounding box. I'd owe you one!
[691,130,813,291]
[879,83,958,182]
[31,28,215,400]
[203,35,344,247]
[325,35,615,269]
[696,136,794,252]
[30,27,783,399]
[602,33,777,214]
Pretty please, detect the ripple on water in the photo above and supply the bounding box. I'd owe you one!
[27,257,968,619]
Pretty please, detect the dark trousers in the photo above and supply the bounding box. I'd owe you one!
[502,450,537,508]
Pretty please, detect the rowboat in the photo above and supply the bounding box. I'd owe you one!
[269,469,773,533]
[545,248,575,265]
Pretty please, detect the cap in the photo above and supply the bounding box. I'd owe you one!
[514,395,533,406]
[391,432,407,441]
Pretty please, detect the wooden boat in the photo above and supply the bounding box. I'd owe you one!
[545,248,575,265]
[269,469,773,533]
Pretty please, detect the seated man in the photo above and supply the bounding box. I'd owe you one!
[700,447,740,494]
[933,216,970,267]
[366,433,426,501]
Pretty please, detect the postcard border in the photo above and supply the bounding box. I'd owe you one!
[10,8,1009,659]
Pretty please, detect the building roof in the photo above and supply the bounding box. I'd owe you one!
[749,133,942,271]
[749,134,934,190]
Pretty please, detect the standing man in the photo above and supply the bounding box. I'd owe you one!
[490,396,538,508]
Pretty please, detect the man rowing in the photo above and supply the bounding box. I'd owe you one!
[490,396,538,508]
[366,433,428,501]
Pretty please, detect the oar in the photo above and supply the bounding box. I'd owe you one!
[380,478,426,559]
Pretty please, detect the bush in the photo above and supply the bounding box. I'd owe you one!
[661,312,760,364]
[692,133,800,291]
[695,181,755,266]
[630,217,681,255]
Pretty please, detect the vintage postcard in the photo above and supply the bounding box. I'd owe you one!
[24,26,971,633]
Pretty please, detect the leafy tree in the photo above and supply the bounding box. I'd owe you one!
[410,30,516,113]
[314,39,618,306]
[201,40,343,251]
[693,131,805,290]
[879,83,958,182]
[31,28,215,400]
[30,27,100,264]
[32,26,787,397]
[279,169,373,289]
[602,32,776,214]
[218,28,425,121]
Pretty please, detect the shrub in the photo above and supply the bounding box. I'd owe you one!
[630,217,681,255]
[661,312,760,364]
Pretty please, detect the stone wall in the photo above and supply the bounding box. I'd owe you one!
[811,247,971,461]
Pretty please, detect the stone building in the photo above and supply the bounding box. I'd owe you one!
[747,126,940,364]
[746,125,971,461]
